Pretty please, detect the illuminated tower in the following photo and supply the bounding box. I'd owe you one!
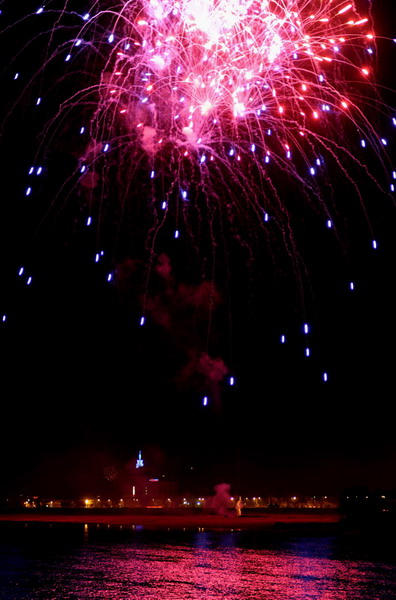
[136,450,144,469]
[124,449,177,507]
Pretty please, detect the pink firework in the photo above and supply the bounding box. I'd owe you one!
[47,0,391,255]
[102,0,376,144]
[8,1,391,246]
[1,1,394,389]
[68,1,392,289]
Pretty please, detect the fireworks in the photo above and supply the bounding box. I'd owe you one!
[0,1,394,391]
[74,0,390,194]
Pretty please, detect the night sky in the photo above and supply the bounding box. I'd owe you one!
[0,1,395,500]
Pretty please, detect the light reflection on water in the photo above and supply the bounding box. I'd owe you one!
[1,524,396,599]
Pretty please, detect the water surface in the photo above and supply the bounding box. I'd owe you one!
[1,523,395,599]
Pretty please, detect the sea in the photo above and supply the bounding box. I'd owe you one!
[1,522,396,599]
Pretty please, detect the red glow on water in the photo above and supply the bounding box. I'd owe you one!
[2,524,395,599]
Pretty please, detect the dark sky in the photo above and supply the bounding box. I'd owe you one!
[0,1,395,499]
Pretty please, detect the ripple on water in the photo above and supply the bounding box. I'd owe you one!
[1,525,396,600]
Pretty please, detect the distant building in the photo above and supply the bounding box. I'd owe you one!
[123,450,178,507]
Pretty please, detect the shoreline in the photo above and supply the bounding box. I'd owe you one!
[0,510,342,531]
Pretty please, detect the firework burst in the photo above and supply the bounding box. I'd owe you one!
[0,0,394,394]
